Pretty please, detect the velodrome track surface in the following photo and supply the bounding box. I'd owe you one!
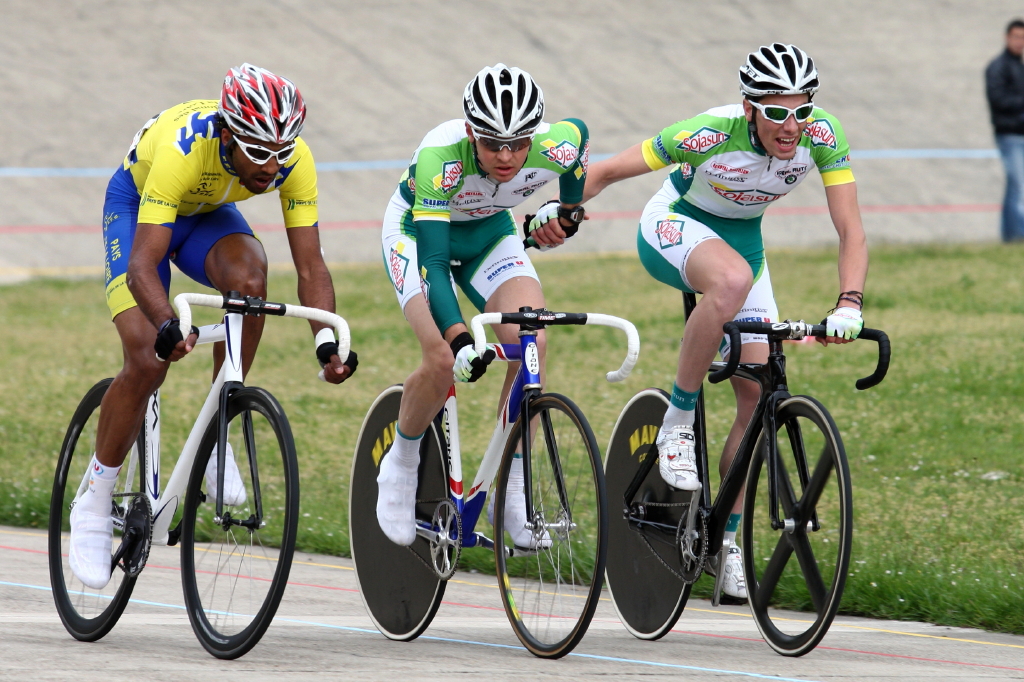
[4,525,1024,681]
[0,1,1021,282]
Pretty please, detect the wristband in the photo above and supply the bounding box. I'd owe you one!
[450,331,475,355]
[314,327,335,349]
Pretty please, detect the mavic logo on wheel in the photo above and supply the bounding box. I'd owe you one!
[629,424,658,458]
[371,421,397,466]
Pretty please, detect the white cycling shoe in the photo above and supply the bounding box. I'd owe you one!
[205,442,247,506]
[657,425,700,490]
[488,458,552,550]
[375,450,419,546]
[68,502,114,590]
[723,544,748,601]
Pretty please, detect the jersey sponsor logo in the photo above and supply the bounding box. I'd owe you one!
[804,119,838,150]
[710,184,785,206]
[674,126,731,154]
[775,164,809,185]
[433,160,463,193]
[679,162,694,179]
[140,192,178,210]
[389,247,410,294]
[819,154,850,171]
[652,135,672,164]
[287,198,317,210]
[540,139,579,169]
[708,172,749,182]
[460,207,505,218]
[407,176,416,193]
[421,198,449,209]
[175,111,220,156]
[575,140,590,180]
[711,161,748,175]
[456,191,485,199]
[654,219,684,249]
[513,180,549,196]
[525,171,538,181]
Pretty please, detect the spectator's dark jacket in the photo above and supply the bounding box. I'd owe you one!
[987,49,1024,134]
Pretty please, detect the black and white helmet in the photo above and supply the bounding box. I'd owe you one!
[739,44,819,97]
[463,64,544,139]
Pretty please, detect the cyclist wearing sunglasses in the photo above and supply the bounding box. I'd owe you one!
[376,64,589,547]
[534,43,868,602]
[70,64,357,590]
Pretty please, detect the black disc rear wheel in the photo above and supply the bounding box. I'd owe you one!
[604,388,690,640]
[743,395,853,656]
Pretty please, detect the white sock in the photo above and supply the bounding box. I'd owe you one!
[507,456,524,493]
[661,404,696,431]
[81,455,120,514]
[390,429,423,468]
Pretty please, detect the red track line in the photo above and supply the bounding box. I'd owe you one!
[0,203,1002,236]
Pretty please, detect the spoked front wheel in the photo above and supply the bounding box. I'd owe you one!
[743,395,853,656]
[180,386,299,660]
[494,393,607,658]
[48,378,149,641]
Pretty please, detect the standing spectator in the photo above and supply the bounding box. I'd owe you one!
[986,19,1024,242]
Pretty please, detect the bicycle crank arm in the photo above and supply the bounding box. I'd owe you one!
[783,518,818,533]
[710,543,729,607]
[415,525,440,544]
[109,527,139,572]
[680,487,702,560]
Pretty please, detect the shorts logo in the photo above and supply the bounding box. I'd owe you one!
[485,259,527,282]
[655,219,684,249]
[680,162,694,179]
[575,140,590,179]
[674,126,730,154]
[433,160,463,192]
[389,246,410,294]
[710,183,785,206]
[540,139,579,169]
[804,119,837,150]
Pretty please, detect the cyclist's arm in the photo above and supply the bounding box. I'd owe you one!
[126,223,195,359]
[823,181,868,345]
[582,142,652,203]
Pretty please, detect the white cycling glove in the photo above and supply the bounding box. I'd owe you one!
[450,332,496,383]
[524,200,566,252]
[826,307,864,340]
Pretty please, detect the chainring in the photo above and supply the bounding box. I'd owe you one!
[117,494,153,578]
[429,499,462,580]
[676,505,708,584]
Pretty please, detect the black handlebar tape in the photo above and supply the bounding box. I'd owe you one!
[855,328,891,390]
[498,311,588,326]
[709,323,743,384]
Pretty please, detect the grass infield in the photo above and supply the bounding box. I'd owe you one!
[1,243,1022,633]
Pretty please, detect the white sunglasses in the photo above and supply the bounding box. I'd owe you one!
[233,136,296,165]
[748,100,815,123]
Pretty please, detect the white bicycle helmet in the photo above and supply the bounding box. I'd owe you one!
[220,63,306,144]
[463,64,544,139]
[739,44,819,97]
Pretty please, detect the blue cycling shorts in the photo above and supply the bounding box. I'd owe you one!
[102,166,255,319]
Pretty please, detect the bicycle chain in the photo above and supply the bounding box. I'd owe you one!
[630,500,702,584]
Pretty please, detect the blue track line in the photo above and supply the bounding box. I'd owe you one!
[1,579,821,681]
[0,149,999,178]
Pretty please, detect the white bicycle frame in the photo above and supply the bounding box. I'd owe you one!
[417,311,639,552]
[80,292,350,545]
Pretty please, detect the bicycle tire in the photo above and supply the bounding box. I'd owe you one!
[604,388,691,640]
[494,392,607,658]
[349,385,450,641]
[180,386,299,660]
[48,378,145,641]
[742,394,853,656]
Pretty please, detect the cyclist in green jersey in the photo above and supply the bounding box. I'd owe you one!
[377,65,588,547]
[532,44,868,601]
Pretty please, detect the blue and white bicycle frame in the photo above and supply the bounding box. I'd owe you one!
[414,310,639,554]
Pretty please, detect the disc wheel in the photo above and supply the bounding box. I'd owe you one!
[180,386,299,660]
[349,385,450,641]
[743,395,853,656]
[494,393,606,659]
[604,388,690,640]
[48,378,147,641]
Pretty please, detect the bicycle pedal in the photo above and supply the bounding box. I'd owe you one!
[718,595,748,606]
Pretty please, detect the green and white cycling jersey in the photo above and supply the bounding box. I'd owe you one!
[383,117,589,332]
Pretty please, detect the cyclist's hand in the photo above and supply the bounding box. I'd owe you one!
[155,319,198,362]
[524,200,564,250]
[451,332,495,383]
[318,342,358,384]
[820,307,863,346]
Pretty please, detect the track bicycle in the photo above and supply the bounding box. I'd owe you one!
[48,291,350,659]
[604,293,890,656]
[350,308,639,658]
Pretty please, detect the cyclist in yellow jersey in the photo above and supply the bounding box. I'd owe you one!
[70,64,357,590]
[532,45,869,601]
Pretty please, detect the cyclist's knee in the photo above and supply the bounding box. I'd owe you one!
[422,340,455,384]
[220,269,267,299]
[706,268,752,315]
[121,349,168,394]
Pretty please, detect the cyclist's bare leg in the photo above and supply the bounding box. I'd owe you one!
[484,276,546,417]
[93,308,172,468]
[396,294,456,438]
[675,239,753,393]
[205,233,269,381]
[721,342,769,514]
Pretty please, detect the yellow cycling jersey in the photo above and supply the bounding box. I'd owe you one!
[123,100,318,228]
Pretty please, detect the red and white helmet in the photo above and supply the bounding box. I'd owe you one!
[220,63,306,144]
